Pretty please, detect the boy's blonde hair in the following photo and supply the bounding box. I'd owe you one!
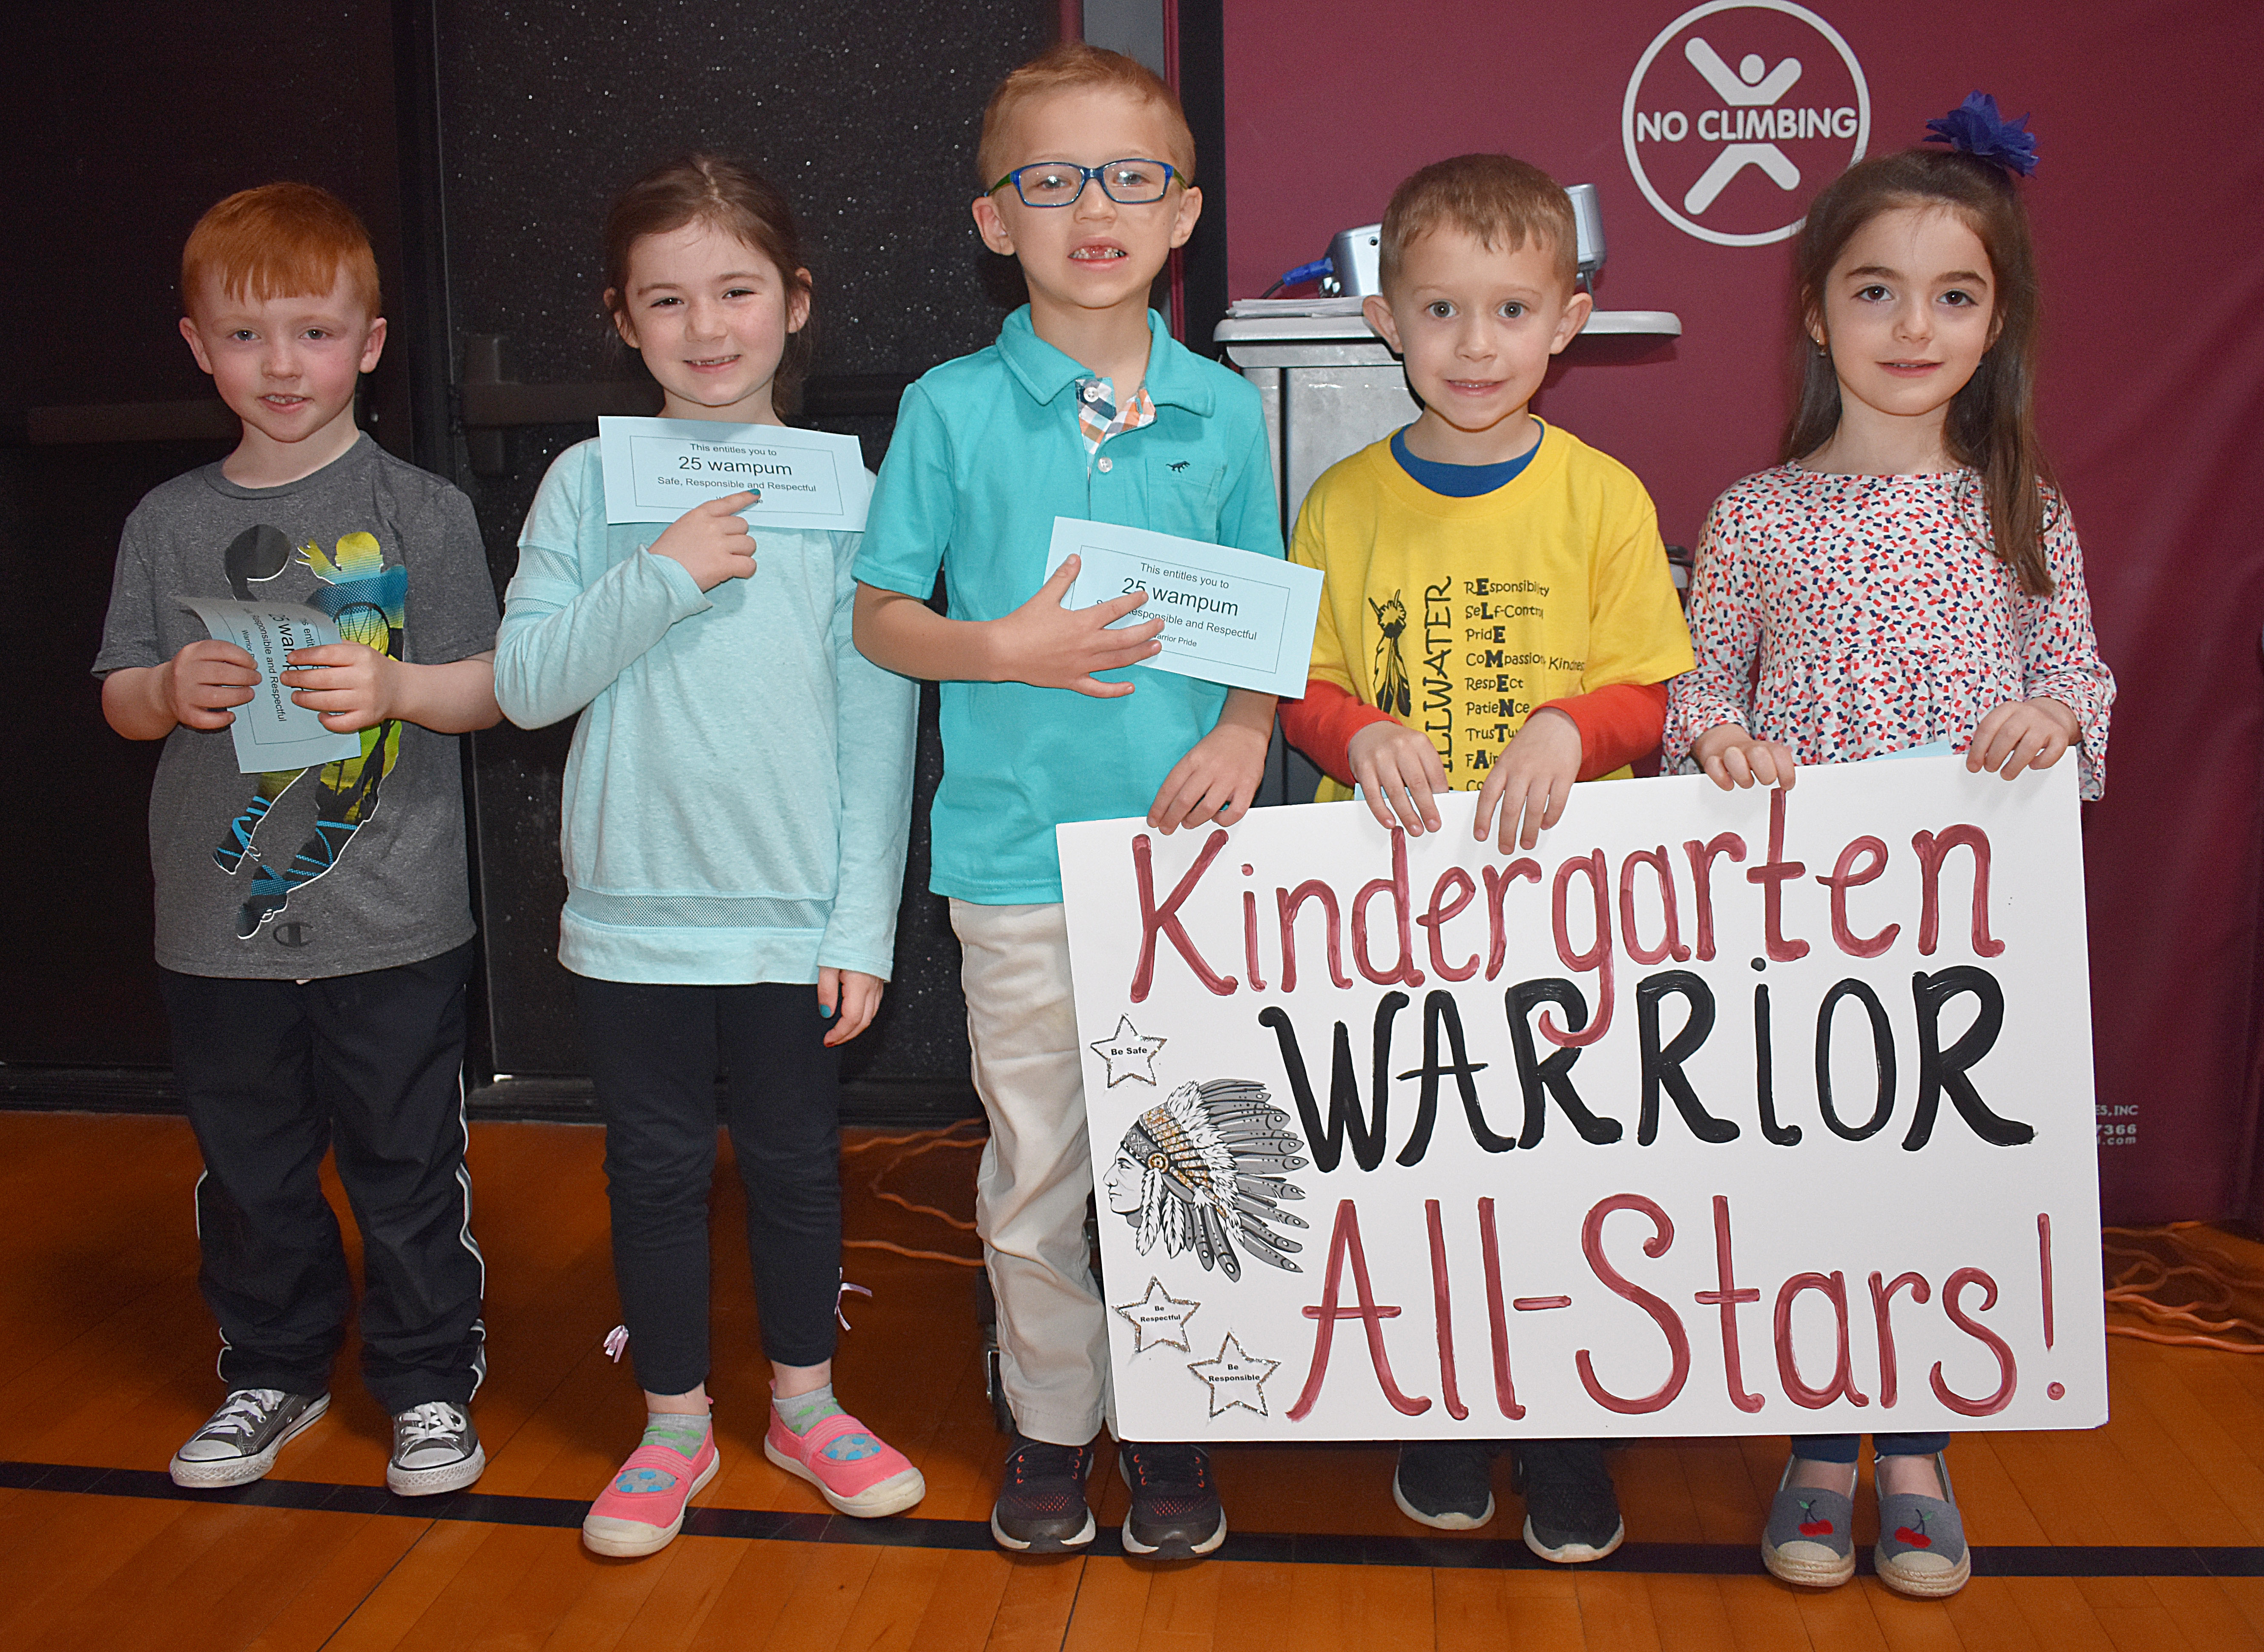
[181,183,382,318]
[976,42,1196,190]
[1379,154,1576,293]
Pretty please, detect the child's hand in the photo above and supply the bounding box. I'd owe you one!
[282,642,400,731]
[1347,721,1449,836]
[164,639,260,728]
[648,493,759,591]
[1149,717,1269,833]
[1968,697,2081,780]
[1474,707,1582,852]
[1692,722,1798,791]
[819,968,884,1045]
[988,554,1164,697]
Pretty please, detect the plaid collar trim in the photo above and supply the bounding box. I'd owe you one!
[1076,376,1157,457]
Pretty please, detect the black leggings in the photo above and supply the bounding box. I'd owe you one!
[574,977,843,1394]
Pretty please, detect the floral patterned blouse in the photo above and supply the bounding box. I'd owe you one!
[1663,464,2114,799]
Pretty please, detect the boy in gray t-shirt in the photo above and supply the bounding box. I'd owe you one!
[94,184,500,1496]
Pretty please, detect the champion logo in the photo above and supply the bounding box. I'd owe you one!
[1621,0,1870,247]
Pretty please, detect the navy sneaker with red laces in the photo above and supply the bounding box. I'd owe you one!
[990,1431,1098,1552]
[1118,1440,1227,1557]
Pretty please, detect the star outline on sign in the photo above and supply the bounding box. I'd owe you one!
[1089,1015,1167,1087]
[1187,1332,1280,1418]
[1112,1276,1201,1354]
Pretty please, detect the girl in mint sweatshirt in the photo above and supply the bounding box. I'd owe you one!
[495,155,922,1559]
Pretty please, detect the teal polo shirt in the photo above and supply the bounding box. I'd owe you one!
[857,306,1284,904]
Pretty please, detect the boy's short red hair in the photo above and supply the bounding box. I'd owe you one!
[1379,154,1577,293]
[976,42,1196,189]
[181,183,382,318]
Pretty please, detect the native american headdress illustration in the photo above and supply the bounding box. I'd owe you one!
[1108,1079,1310,1279]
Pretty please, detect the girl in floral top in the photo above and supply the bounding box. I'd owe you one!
[1664,97,2114,1600]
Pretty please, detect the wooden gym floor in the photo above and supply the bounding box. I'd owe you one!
[3,1111,2263,1651]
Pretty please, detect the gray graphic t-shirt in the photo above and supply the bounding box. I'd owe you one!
[95,436,499,979]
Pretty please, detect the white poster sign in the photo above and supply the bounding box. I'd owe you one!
[1060,757,2106,1440]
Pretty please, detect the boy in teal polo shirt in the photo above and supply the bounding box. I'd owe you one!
[855,43,1281,1558]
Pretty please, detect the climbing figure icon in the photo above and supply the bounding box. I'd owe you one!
[1682,37,1804,213]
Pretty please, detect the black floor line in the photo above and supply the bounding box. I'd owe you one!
[5,1459,2261,1579]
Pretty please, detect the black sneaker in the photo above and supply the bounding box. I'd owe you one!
[1512,1439,1625,1563]
[990,1431,1098,1552]
[388,1400,486,1496]
[1118,1441,1227,1557]
[1393,1440,1496,1530]
[169,1388,329,1488]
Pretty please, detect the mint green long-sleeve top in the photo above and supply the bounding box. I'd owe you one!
[496,438,917,985]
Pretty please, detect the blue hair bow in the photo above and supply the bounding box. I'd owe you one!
[1925,91,2039,177]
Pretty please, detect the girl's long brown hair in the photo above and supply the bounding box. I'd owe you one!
[602,154,816,417]
[1786,147,2055,596]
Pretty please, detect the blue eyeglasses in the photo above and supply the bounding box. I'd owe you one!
[987,158,1182,208]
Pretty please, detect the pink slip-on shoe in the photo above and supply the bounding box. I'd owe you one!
[581,1431,721,1558]
[764,1406,925,1518]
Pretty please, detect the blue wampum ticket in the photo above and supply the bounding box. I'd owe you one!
[598,416,871,532]
[176,597,362,775]
[1043,517,1324,699]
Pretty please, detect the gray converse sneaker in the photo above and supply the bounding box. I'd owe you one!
[170,1388,329,1488]
[388,1400,486,1496]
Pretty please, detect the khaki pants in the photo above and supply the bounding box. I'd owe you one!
[951,899,1110,1446]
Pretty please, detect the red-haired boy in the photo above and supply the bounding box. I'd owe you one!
[95,184,502,1494]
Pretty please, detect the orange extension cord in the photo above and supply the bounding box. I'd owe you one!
[2101,1222,2264,1354]
[842,1120,987,1268]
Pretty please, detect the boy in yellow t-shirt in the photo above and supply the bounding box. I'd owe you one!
[1281,154,1692,855]
[1276,153,1694,1559]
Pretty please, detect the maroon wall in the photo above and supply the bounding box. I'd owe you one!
[1220,1,2264,1224]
